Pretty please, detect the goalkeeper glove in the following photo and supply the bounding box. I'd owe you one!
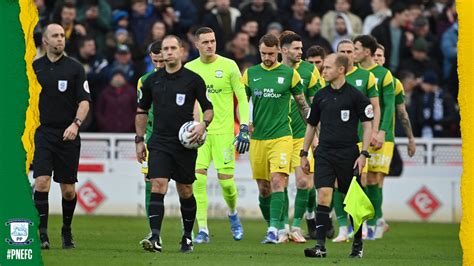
[234,124,250,154]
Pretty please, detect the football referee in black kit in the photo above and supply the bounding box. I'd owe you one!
[300,54,373,259]
[136,35,213,253]
[33,24,91,250]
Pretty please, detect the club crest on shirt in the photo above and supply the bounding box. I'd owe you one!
[356,79,362,86]
[176,93,186,106]
[58,80,68,92]
[277,77,285,84]
[215,70,223,78]
[341,110,350,122]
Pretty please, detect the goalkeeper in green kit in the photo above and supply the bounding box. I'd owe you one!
[185,27,250,243]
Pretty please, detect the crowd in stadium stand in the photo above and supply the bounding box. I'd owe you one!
[33,0,459,138]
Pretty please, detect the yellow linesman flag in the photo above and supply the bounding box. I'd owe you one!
[343,176,375,233]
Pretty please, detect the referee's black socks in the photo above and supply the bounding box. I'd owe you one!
[34,191,49,234]
[149,193,165,239]
[315,205,331,247]
[180,195,197,239]
[62,194,77,229]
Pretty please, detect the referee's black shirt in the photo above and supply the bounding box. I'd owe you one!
[137,66,212,146]
[307,82,373,149]
[33,55,91,129]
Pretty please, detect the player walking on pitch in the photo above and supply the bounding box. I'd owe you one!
[243,33,310,244]
[353,35,396,240]
[185,27,249,243]
[279,31,323,243]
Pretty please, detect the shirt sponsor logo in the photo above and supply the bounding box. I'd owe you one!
[277,77,285,84]
[254,88,282,98]
[176,93,186,106]
[341,110,350,122]
[356,79,362,86]
[58,80,68,92]
[215,70,223,78]
[253,78,262,82]
[365,104,374,118]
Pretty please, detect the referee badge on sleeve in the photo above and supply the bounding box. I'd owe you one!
[176,93,186,106]
[58,80,68,92]
[341,110,350,122]
[365,104,374,119]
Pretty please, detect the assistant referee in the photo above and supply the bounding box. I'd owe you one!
[33,23,91,250]
[136,35,213,253]
[300,54,373,258]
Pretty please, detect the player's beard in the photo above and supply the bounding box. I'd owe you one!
[263,59,275,67]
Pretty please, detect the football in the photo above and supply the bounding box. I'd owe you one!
[178,121,207,149]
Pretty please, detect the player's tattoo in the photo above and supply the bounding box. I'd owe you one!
[293,93,310,122]
[397,107,414,139]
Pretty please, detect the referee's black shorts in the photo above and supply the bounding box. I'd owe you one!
[313,145,359,194]
[148,141,197,184]
[32,126,80,184]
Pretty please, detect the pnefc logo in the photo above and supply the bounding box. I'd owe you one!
[5,219,33,246]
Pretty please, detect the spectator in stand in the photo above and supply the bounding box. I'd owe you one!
[436,0,456,38]
[321,0,362,44]
[104,28,136,62]
[409,71,457,138]
[73,36,109,104]
[151,0,197,36]
[371,2,413,73]
[105,0,131,12]
[283,0,308,36]
[441,21,458,80]
[224,31,258,66]
[202,0,242,53]
[57,2,87,56]
[241,19,260,48]
[239,0,278,38]
[106,44,140,85]
[112,10,130,30]
[363,0,392,34]
[398,37,441,78]
[331,14,354,52]
[302,14,332,54]
[143,20,167,53]
[266,22,283,38]
[96,69,137,132]
[412,16,440,61]
[130,0,156,45]
[76,0,112,54]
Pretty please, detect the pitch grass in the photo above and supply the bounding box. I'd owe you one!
[41,215,461,266]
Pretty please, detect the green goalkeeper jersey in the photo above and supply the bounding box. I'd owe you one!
[290,60,321,139]
[185,55,249,135]
[362,63,395,142]
[137,70,156,143]
[243,63,304,140]
[345,66,378,141]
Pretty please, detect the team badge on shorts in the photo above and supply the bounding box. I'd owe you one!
[341,110,350,122]
[356,79,362,87]
[176,93,186,106]
[277,77,285,84]
[215,70,223,78]
[58,80,68,92]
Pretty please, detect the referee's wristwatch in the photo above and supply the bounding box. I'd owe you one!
[360,150,371,158]
[135,136,145,144]
[299,149,309,158]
